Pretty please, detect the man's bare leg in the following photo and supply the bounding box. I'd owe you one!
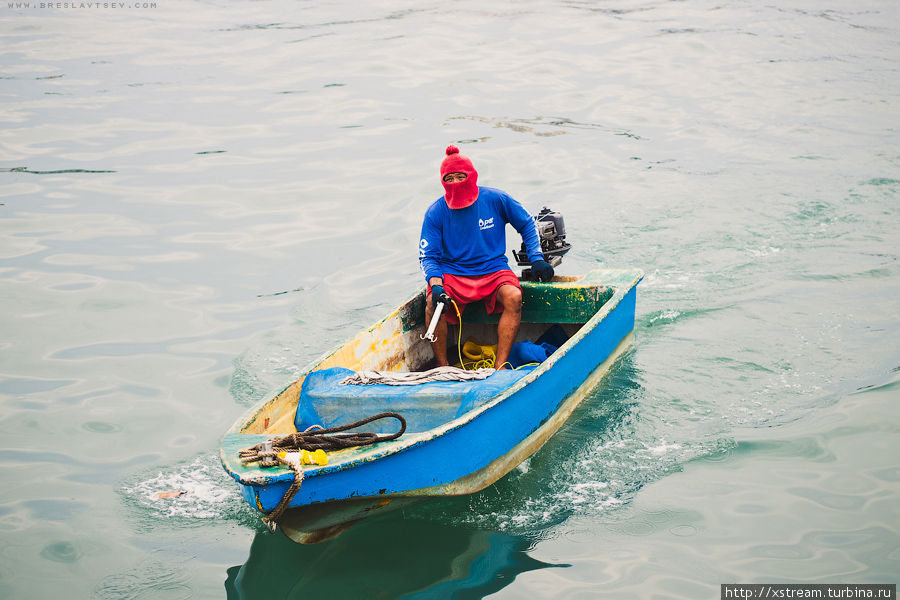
[425,295,450,367]
[494,284,523,369]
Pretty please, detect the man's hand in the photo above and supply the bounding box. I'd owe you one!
[531,260,555,282]
[431,284,451,309]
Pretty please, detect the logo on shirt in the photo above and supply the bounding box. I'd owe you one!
[478,217,494,231]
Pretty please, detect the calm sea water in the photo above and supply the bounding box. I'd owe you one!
[1,1,898,598]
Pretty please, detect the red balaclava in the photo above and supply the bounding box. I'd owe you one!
[440,145,479,209]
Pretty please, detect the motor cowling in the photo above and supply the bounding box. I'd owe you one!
[512,207,572,280]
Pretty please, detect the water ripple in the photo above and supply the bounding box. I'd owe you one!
[1,0,898,596]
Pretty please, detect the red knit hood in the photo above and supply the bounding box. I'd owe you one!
[440,145,479,209]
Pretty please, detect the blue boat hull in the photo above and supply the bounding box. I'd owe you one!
[220,269,642,539]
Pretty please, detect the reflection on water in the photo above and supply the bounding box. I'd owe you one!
[225,514,565,599]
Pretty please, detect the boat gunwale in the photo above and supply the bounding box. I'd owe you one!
[221,268,643,486]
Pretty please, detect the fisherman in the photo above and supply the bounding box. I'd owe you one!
[419,145,554,370]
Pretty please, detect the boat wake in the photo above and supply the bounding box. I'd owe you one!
[402,358,732,537]
[119,454,256,529]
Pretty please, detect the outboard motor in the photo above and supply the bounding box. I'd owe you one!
[512,207,572,280]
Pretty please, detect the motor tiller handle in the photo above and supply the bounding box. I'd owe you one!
[420,302,445,342]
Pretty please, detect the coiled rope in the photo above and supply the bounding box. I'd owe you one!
[449,299,537,371]
[449,299,511,371]
[238,411,406,532]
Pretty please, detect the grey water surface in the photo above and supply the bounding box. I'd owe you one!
[1,0,898,598]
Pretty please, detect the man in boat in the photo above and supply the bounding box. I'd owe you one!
[419,145,554,370]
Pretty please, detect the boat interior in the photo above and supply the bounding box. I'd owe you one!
[239,278,615,436]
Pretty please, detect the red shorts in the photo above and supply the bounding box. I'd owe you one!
[427,270,521,324]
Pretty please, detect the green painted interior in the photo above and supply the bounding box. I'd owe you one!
[402,282,614,327]
[463,283,615,324]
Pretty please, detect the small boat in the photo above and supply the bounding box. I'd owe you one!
[220,268,643,542]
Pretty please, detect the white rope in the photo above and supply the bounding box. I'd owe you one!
[340,366,495,386]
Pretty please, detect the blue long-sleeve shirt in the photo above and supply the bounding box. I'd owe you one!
[419,186,544,281]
